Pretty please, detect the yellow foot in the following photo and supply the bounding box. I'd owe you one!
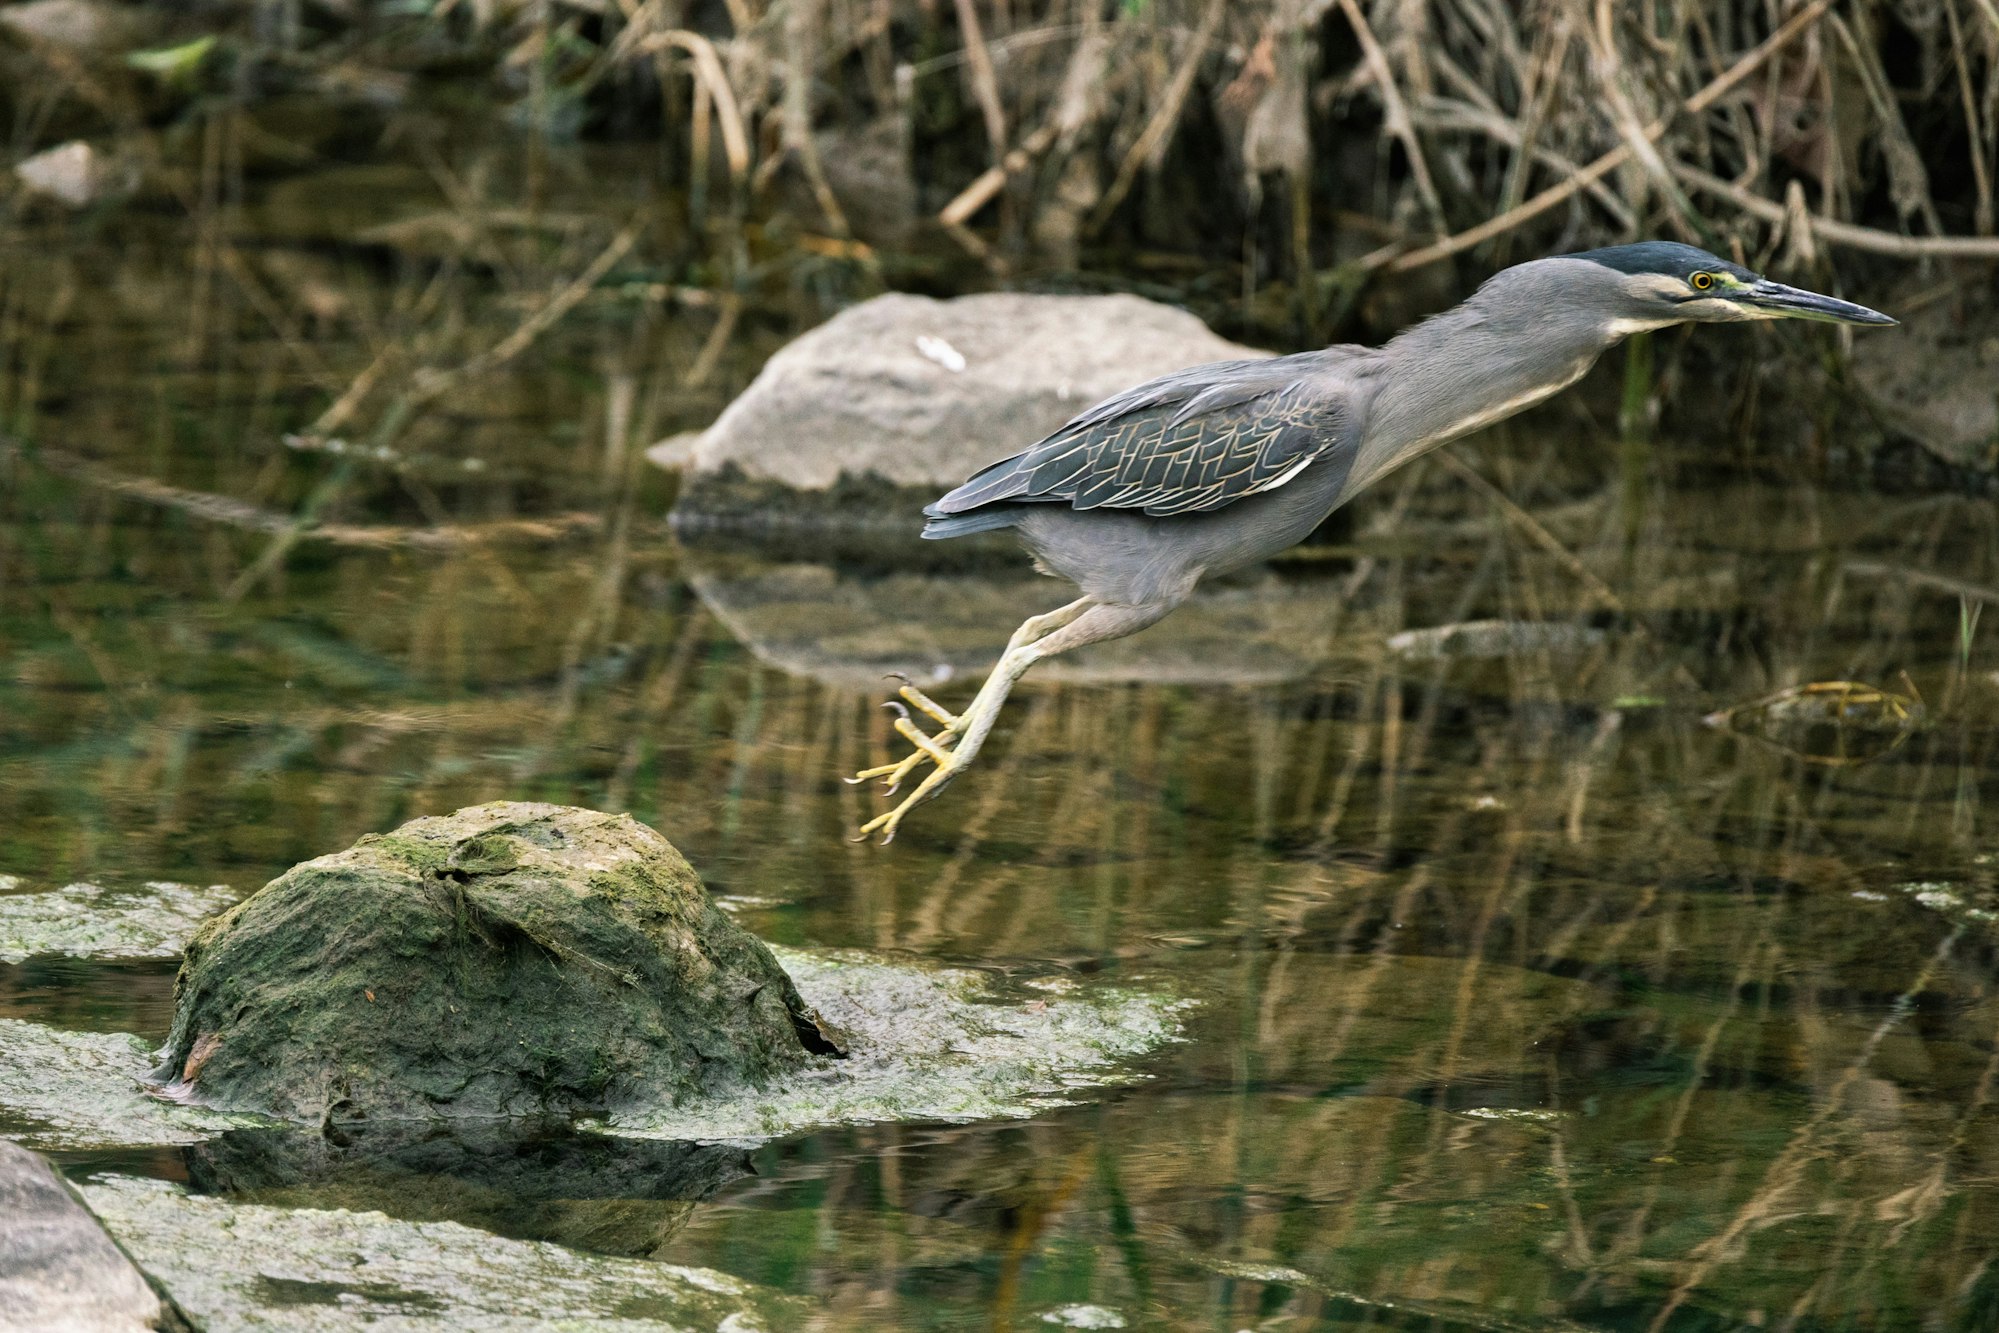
[853,752,969,845]
[888,673,959,729]
[845,677,962,794]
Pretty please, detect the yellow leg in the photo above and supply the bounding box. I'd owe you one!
[852,598,1168,844]
[854,751,968,845]
[843,599,1093,794]
[854,641,1047,844]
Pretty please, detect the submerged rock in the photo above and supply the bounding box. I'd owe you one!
[673,291,1267,499]
[0,1138,184,1331]
[609,950,1184,1141]
[0,1020,266,1147]
[1,953,1183,1151]
[1386,619,1607,662]
[153,802,840,1124]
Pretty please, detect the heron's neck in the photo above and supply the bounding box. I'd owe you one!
[1352,300,1619,491]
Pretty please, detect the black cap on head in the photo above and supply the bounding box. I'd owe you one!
[1561,241,1758,283]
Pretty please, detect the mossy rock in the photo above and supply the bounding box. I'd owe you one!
[153,803,839,1123]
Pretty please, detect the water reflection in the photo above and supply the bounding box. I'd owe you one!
[681,547,1349,687]
[185,1123,750,1259]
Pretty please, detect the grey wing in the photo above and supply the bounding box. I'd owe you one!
[927,352,1356,520]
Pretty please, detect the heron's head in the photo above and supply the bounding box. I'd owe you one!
[1561,241,1896,333]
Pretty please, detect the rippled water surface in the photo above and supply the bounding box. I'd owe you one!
[4,134,1999,1331]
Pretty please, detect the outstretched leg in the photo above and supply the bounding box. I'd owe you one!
[848,597,1095,791]
[854,600,1172,844]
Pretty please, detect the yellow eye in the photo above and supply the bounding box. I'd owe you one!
[1690,271,1715,291]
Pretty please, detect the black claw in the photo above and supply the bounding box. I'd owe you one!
[884,672,912,685]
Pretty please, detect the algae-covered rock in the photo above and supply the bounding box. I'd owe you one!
[153,803,839,1124]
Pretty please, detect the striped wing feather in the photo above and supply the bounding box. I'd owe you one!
[927,354,1349,520]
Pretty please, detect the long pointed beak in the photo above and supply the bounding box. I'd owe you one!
[1740,279,1897,326]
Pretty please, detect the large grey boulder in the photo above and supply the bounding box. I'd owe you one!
[676,291,1269,493]
[153,802,840,1124]
[0,1138,182,1331]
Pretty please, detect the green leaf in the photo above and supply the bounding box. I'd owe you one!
[124,35,216,84]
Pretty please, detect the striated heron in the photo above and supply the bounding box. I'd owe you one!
[851,241,1896,843]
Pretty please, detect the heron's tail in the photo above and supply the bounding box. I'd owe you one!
[921,506,1021,540]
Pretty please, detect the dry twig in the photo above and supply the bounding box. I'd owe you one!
[953,0,1009,161]
[939,122,1060,226]
[632,31,753,184]
[1673,164,1999,258]
[420,222,644,393]
[1386,0,1835,272]
[12,444,604,551]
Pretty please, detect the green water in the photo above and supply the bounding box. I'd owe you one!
[4,133,1999,1332]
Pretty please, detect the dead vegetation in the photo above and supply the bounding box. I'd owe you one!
[8,2,1999,311]
[590,0,1999,286]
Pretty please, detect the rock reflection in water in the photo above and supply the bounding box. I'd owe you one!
[684,552,1347,689]
[184,1121,750,1260]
